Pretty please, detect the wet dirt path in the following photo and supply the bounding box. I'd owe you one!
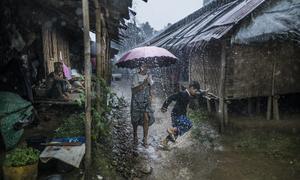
[112,79,300,180]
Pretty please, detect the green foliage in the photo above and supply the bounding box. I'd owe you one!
[92,77,116,141]
[54,113,85,138]
[189,110,209,124]
[4,147,40,167]
[189,110,212,142]
[75,92,85,107]
[68,77,126,141]
[91,108,112,141]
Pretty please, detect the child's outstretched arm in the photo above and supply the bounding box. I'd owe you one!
[161,92,180,113]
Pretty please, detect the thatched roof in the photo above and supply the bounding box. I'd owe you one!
[147,0,267,51]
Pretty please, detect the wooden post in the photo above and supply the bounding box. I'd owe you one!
[206,99,212,113]
[271,57,280,120]
[218,41,226,132]
[248,98,253,116]
[94,0,102,112]
[224,101,228,126]
[273,95,280,120]
[107,39,111,84]
[100,13,106,80]
[82,0,92,178]
[267,96,272,120]
[214,100,219,113]
[105,35,109,83]
[256,97,261,114]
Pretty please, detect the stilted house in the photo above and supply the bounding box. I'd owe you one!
[0,0,142,102]
[148,0,300,127]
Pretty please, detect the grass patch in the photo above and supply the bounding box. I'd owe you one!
[189,110,209,124]
[189,110,212,142]
[91,143,118,179]
[225,130,300,160]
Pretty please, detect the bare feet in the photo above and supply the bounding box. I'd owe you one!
[142,139,148,148]
[133,137,138,147]
[167,127,177,143]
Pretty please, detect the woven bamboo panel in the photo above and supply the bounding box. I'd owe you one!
[42,26,71,74]
[227,42,300,99]
[190,44,221,97]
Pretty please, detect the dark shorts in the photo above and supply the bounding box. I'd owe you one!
[171,115,193,136]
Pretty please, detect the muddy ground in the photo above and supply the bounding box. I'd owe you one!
[109,79,300,180]
[1,78,300,180]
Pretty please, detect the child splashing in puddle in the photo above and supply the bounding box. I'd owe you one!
[160,81,208,148]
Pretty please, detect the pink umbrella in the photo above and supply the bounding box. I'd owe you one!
[116,46,178,69]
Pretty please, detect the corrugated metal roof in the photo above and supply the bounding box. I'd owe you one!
[232,0,300,44]
[149,0,266,50]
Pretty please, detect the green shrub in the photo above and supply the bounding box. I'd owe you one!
[4,147,40,167]
[54,113,85,138]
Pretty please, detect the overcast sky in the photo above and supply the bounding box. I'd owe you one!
[133,0,203,30]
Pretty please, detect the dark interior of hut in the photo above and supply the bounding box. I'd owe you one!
[0,0,86,103]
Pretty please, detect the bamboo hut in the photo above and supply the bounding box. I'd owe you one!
[0,0,141,101]
[147,0,300,127]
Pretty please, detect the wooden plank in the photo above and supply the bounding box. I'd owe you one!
[42,25,49,77]
[34,100,78,105]
[52,29,58,64]
[82,0,92,177]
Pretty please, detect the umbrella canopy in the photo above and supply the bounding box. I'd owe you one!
[116,46,178,68]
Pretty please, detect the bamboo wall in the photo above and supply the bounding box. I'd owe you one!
[42,26,70,74]
[190,41,300,100]
[190,43,222,96]
[226,41,300,99]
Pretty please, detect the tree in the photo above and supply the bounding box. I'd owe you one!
[140,22,154,39]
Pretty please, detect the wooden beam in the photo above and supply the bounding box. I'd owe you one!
[82,0,92,178]
[94,0,102,112]
[271,56,280,120]
[218,40,226,132]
